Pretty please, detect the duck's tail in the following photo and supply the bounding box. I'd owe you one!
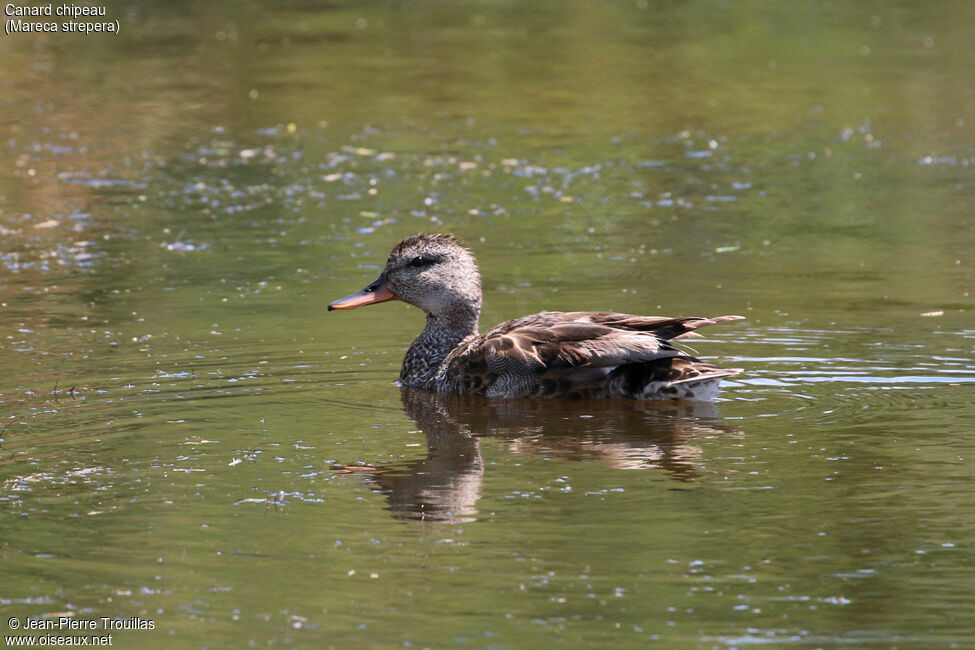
[609,357,743,401]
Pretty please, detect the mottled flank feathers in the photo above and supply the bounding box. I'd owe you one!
[330,234,743,401]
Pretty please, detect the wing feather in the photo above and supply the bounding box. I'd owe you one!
[440,311,742,398]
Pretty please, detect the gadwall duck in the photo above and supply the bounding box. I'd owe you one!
[329,234,743,400]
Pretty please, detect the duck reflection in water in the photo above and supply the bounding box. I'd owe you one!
[334,388,739,522]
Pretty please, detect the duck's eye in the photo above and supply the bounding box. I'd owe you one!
[409,256,435,268]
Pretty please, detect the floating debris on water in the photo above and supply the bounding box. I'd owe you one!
[162,240,211,252]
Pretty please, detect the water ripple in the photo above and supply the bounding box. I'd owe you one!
[722,326,974,423]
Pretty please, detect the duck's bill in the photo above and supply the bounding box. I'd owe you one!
[328,277,397,310]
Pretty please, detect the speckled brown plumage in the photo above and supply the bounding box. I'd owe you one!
[329,234,744,401]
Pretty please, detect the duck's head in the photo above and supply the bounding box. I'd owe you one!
[328,233,482,323]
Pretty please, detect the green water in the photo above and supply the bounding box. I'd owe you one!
[2,1,973,648]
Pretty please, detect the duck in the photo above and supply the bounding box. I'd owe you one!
[328,233,743,400]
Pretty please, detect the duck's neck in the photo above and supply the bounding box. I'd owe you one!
[401,307,479,389]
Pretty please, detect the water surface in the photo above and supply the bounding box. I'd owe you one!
[1,1,973,648]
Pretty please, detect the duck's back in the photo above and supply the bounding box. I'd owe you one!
[433,311,743,400]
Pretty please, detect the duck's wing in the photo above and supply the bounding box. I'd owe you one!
[481,320,677,371]
[440,312,743,397]
[556,312,744,341]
